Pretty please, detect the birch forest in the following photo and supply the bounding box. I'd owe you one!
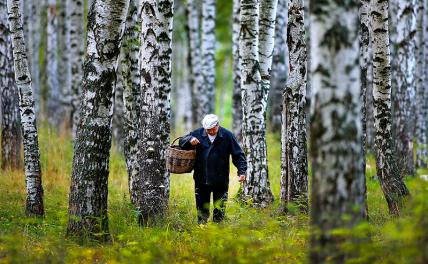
[0,0,427,263]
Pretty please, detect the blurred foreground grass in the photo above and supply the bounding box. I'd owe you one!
[0,124,427,263]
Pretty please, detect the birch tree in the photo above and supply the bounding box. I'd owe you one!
[200,0,216,119]
[113,67,125,152]
[232,0,242,140]
[359,0,371,214]
[27,0,40,114]
[309,1,366,262]
[185,0,203,127]
[157,0,174,201]
[280,0,308,212]
[239,0,275,207]
[57,0,70,130]
[68,0,84,137]
[47,0,60,126]
[391,0,417,176]
[1,0,21,170]
[269,0,287,133]
[416,0,427,168]
[122,0,141,206]
[66,0,129,240]
[371,0,410,215]
[7,0,44,216]
[137,0,174,224]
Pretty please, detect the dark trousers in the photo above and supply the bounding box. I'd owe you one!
[195,183,228,224]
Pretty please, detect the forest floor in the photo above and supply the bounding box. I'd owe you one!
[0,124,427,263]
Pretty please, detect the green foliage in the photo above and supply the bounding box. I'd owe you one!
[1,127,427,263]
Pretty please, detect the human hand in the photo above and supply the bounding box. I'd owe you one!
[238,175,246,183]
[190,137,200,146]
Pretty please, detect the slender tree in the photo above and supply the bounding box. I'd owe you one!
[112,65,125,152]
[68,0,85,137]
[27,0,40,114]
[66,0,129,240]
[200,0,216,119]
[239,0,274,207]
[157,0,174,201]
[232,0,242,140]
[7,0,44,216]
[309,1,366,262]
[416,0,427,168]
[280,0,308,212]
[269,0,287,133]
[137,0,174,224]
[391,0,417,176]
[1,0,21,170]
[57,0,70,131]
[371,0,410,215]
[47,0,60,126]
[185,0,203,127]
[122,0,141,206]
[359,0,370,215]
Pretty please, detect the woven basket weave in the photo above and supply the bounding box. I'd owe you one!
[166,137,196,174]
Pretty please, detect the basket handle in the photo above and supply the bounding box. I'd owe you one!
[171,137,182,145]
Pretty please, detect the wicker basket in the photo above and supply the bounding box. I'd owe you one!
[166,137,196,174]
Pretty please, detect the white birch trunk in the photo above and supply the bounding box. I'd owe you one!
[113,64,125,152]
[309,1,366,262]
[57,0,70,131]
[122,0,141,206]
[28,0,40,115]
[416,0,427,168]
[1,0,21,169]
[269,0,288,133]
[138,0,162,223]
[67,0,84,138]
[185,0,203,127]
[47,0,60,126]
[7,0,44,216]
[200,0,216,118]
[371,0,410,215]
[157,0,173,202]
[280,0,308,212]
[391,0,417,176]
[232,0,242,140]
[66,0,129,240]
[239,0,274,207]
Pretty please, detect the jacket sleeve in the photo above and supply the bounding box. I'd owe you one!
[230,134,247,176]
[179,132,195,150]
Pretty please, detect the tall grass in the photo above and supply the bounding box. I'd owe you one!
[0,125,427,263]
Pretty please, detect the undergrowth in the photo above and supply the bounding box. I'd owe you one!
[0,125,427,263]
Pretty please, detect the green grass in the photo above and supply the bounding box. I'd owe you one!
[0,125,427,263]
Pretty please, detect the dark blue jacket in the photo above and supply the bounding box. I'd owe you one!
[179,127,247,187]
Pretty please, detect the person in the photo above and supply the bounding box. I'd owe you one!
[179,114,247,224]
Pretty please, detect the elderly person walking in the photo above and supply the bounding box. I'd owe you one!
[179,114,247,224]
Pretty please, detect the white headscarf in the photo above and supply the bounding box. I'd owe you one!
[202,114,219,129]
